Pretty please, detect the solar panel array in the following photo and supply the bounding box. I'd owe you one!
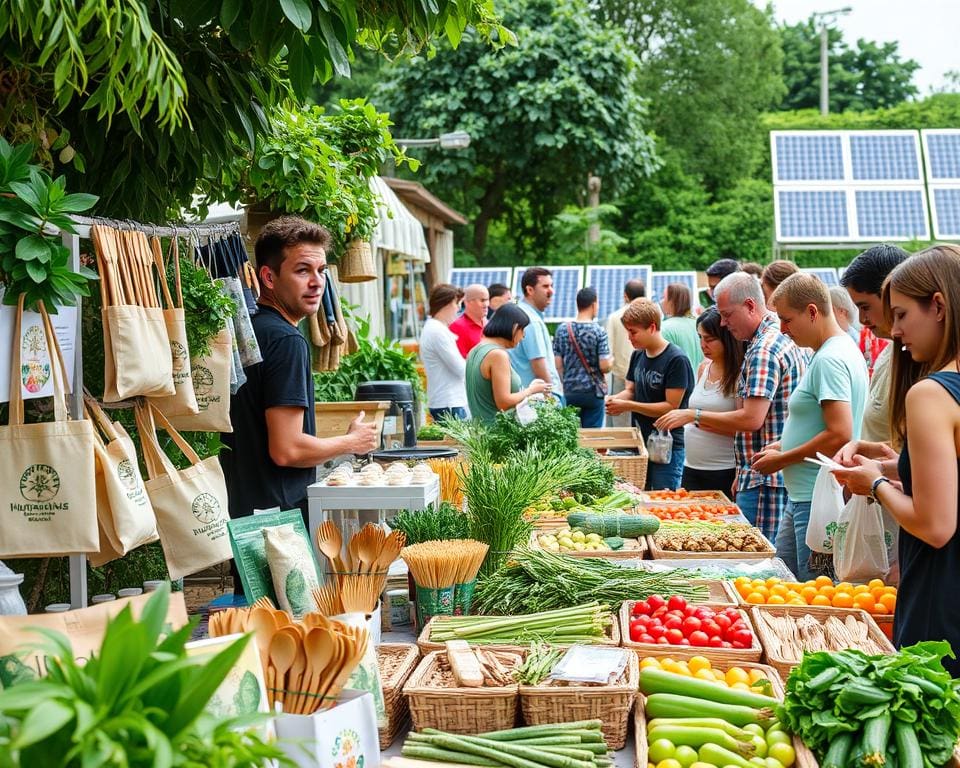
[801,267,840,287]
[921,130,960,240]
[650,271,698,307]
[772,130,930,242]
[512,266,584,322]
[449,267,513,291]
[585,264,652,321]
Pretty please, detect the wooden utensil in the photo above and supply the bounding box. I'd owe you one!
[248,607,278,674]
[286,640,308,714]
[268,631,297,711]
[303,627,335,714]
[316,521,346,573]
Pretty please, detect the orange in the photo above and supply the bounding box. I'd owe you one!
[853,584,871,594]
[753,585,770,598]
[868,578,885,590]
[853,593,876,611]
[811,594,832,606]
[815,575,833,588]
[872,603,889,615]
[748,669,768,684]
[819,585,837,599]
[767,594,787,604]
[882,586,898,596]
[640,657,662,670]
[746,592,766,605]
[800,586,818,602]
[832,591,855,608]
[770,584,790,597]
[765,577,782,588]
[871,587,886,600]
[836,582,854,592]
[734,575,751,585]
[788,597,807,606]
[879,593,897,612]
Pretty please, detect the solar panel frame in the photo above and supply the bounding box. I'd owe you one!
[921,129,960,182]
[584,264,653,321]
[771,132,846,184]
[449,267,514,291]
[930,184,960,240]
[774,187,854,242]
[854,187,930,240]
[800,267,840,287]
[650,271,698,307]
[512,265,584,322]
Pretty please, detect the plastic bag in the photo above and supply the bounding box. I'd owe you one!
[646,429,673,465]
[833,495,890,582]
[806,465,845,553]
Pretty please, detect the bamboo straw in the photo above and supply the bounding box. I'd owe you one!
[401,539,489,589]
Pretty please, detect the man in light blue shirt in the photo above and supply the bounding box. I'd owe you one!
[509,267,564,403]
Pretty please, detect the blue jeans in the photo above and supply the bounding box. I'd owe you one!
[429,407,468,421]
[736,486,761,527]
[565,390,606,428]
[775,500,821,582]
[646,444,685,490]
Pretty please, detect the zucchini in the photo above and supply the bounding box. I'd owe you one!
[644,693,774,727]
[566,512,659,537]
[861,712,892,765]
[822,732,854,768]
[893,721,921,768]
[603,536,625,550]
[640,669,776,708]
[697,743,755,768]
[646,725,755,756]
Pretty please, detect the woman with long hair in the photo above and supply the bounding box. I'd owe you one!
[656,306,745,492]
[465,303,550,423]
[833,245,960,676]
[661,283,703,369]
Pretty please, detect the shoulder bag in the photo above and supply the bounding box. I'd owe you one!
[566,322,608,397]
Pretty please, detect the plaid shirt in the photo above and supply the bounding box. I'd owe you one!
[735,314,808,492]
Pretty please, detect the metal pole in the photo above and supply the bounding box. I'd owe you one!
[820,23,829,115]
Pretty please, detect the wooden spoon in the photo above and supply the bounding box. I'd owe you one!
[268,631,298,711]
[286,640,308,715]
[304,627,337,714]
[248,607,278,675]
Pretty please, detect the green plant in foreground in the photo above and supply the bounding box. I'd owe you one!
[173,255,237,359]
[0,584,291,767]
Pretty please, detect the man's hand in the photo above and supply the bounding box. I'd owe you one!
[605,397,631,416]
[751,444,785,475]
[347,412,379,454]
[655,409,694,432]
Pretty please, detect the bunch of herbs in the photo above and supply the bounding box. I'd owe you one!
[388,502,470,544]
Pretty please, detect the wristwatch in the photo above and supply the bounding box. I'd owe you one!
[869,476,891,503]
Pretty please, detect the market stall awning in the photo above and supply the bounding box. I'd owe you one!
[369,176,430,262]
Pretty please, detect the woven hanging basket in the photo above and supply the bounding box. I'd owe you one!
[339,239,377,282]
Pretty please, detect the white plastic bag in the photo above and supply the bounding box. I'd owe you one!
[646,429,673,465]
[833,495,890,582]
[806,465,845,553]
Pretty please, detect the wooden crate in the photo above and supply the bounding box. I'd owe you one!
[750,604,895,678]
[647,528,777,560]
[315,400,389,440]
[579,427,649,488]
[528,530,648,559]
[620,601,762,663]
[640,489,734,504]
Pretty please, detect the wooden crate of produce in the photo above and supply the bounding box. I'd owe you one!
[417,612,621,654]
[647,524,776,560]
[639,502,747,523]
[750,604,895,678]
[620,601,763,663]
[403,649,522,734]
[633,660,820,768]
[520,649,638,750]
[377,643,421,749]
[528,529,648,559]
[579,427,649,488]
[640,489,734,504]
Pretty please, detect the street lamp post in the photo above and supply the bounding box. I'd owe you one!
[394,131,471,150]
[813,7,852,115]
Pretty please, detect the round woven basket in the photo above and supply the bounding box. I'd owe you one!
[339,239,376,282]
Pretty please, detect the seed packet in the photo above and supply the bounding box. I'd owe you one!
[264,523,322,618]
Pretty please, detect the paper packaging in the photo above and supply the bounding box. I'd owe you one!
[0,592,188,683]
[275,689,380,768]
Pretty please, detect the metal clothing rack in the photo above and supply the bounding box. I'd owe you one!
[55,216,240,608]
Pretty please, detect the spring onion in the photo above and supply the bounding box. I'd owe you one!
[429,603,611,644]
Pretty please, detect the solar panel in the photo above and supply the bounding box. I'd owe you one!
[775,189,851,240]
[854,189,929,239]
[449,267,513,291]
[512,266,584,322]
[930,186,960,239]
[849,134,922,181]
[921,130,960,181]
[773,133,844,182]
[650,271,698,306]
[585,264,653,321]
[800,267,840,287]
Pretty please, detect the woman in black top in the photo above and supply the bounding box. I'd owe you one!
[834,245,960,676]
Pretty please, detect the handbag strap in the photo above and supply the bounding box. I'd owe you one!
[566,322,602,387]
[8,293,71,426]
[82,391,120,443]
[134,400,203,480]
[170,237,184,308]
[149,235,176,310]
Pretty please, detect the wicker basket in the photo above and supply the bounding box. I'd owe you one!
[633,661,820,768]
[520,650,638,750]
[417,612,621,654]
[579,427,649,488]
[750,604,895,678]
[620,601,763,662]
[339,239,377,283]
[527,530,648,559]
[647,529,777,560]
[376,643,421,749]
[403,650,520,734]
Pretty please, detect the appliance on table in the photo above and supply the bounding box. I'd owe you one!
[354,381,417,449]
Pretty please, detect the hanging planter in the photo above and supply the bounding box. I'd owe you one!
[339,239,377,283]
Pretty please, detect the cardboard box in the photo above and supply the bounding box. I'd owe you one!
[275,689,380,768]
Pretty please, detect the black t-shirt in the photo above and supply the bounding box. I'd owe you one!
[220,306,316,520]
[627,342,694,449]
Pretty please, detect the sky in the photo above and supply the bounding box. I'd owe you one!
[761,0,958,94]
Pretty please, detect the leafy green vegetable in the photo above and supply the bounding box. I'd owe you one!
[174,255,237,359]
[389,502,470,544]
[417,422,447,441]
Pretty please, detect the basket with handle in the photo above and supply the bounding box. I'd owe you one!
[578,427,648,488]
[339,239,377,283]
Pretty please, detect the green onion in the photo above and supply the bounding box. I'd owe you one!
[430,603,611,645]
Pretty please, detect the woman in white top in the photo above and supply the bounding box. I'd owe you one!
[419,284,470,421]
[655,307,744,491]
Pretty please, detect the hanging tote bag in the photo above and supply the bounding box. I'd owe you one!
[148,236,199,418]
[166,325,234,433]
[135,401,232,579]
[0,294,98,557]
[92,225,174,401]
[84,394,158,564]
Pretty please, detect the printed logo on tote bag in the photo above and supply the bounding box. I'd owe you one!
[191,492,221,524]
[193,365,214,398]
[170,340,189,382]
[15,464,68,522]
[21,325,51,394]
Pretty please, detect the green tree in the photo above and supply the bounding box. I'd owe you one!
[547,203,627,266]
[377,0,658,257]
[779,17,919,112]
[592,0,785,190]
[0,0,510,220]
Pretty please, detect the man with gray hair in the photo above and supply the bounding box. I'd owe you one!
[450,283,489,357]
[682,272,806,541]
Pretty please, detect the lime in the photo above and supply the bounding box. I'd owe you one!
[765,730,791,748]
[767,743,795,767]
[648,739,676,764]
[750,734,767,758]
[673,745,698,767]
[656,760,682,768]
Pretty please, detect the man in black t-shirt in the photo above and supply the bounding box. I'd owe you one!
[605,298,693,491]
[220,216,378,593]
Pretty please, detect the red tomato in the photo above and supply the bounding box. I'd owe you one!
[682,617,702,635]
[683,605,697,617]
[632,600,651,616]
[652,606,669,619]
[731,640,746,649]
[722,608,742,622]
[689,631,709,647]
[655,636,670,645]
[721,641,733,649]
[634,615,652,627]
[664,616,683,631]
[732,629,754,646]
[667,595,687,612]
[702,620,722,638]
[714,614,732,631]
[647,594,666,610]
[648,625,667,639]
[639,634,655,644]
[678,638,691,646]
[708,636,724,648]
[694,607,714,621]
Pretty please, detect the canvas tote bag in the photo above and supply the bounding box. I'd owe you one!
[92,225,174,401]
[84,394,158,566]
[166,324,233,433]
[0,294,98,557]
[148,236,199,418]
[135,401,232,579]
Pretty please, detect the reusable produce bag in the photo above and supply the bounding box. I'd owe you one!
[263,522,322,618]
[148,236,199,418]
[0,295,98,558]
[135,401,232,579]
[84,394,157,565]
[92,225,174,401]
[806,464,845,554]
[167,325,233,433]
[646,428,673,464]
[833,495,890,582]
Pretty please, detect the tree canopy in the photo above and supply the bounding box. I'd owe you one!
[779,17,920,112]
[378,0,658,256]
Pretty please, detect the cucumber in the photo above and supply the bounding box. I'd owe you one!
[640,669,776,708]
[603,536,625,550]
[822,732,853,768]
[893,721,922,768]
[566,512,659,537]
[644,693,774,727]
